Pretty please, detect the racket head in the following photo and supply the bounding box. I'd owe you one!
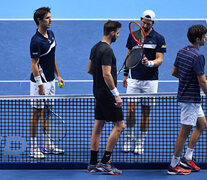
[129,21,146,45]
[125,48,144,69]
[44,105,66,142]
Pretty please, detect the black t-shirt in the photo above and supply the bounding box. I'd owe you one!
[89,41,117,99]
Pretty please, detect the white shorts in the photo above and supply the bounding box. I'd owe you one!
[30,80,55,109]
[126,78,158,106]
[180,102,204,126]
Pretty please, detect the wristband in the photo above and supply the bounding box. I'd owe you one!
[110,88,119,97]
[34,76,43,86]
[146,61,154,67]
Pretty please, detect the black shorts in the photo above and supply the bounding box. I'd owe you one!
[95,97,123,122]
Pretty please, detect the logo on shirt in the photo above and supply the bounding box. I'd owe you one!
[32,52,38,55]
[161,45,166,48]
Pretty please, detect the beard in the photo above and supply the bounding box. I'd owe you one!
[111,34,117,43]
[143,27,151,33]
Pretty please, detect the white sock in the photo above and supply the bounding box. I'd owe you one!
[170,155,180,168]
[43,134,53,146]
[30,137,38,149]
[137,131,148,145]
[126,127,135,137]
[184,148,194,161]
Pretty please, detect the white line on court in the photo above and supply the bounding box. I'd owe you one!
[0,80,178,83]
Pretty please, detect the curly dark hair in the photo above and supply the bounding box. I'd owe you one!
[187,24,207,43]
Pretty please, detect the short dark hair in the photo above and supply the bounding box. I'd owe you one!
[104,20,122,36]
[187,24,207,44]
[33,7,51,26]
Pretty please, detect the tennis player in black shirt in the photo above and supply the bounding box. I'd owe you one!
[87,20,125,175]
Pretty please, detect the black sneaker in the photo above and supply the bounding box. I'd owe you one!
[97,161,122,175]
[87,161,104,173]
[180,157,200,172]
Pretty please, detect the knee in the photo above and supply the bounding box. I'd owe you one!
[95,124,105,134]
[202,121,207,130]
[197,121,207,132]
[116,123,125,133]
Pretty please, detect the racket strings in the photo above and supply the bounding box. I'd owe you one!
[44,106,65,141]
[132,30,144,44]
[125,48,143,69]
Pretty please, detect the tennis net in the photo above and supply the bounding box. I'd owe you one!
[0,93,207,169]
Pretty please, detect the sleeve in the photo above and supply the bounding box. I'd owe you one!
[126,34,133,50]
[101,48,113,66]
[30,40,40,59]
[89,47,94,61]
[193,55,205,75]
[174,52,179,67]
[156,35,166,53]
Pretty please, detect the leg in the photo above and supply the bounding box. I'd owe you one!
[180,116,207,172]
[140,105,150,131]
[87,120,105,172]
[29,108,45,159]
[101,120,125,164]
[123,102,137,152]
[91,120,105,151]
[105,120,125,152]
[30,108,42,145]
[126,102,137,128]
[188,116,207,149]
[97,120,125,175]
[134,105,150,154]
[40,107,52,146]
[167,124,192,175]
[174,124,192,157]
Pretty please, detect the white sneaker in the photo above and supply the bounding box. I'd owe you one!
[30,147,45,159]
[41,145,64,154]
[123,135,135,152]
[134,142,144,155]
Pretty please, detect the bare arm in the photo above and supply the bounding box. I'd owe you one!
[123,49,131,88]
[102,65,116,90]
[87,59,93,75]
[142,52,164,67]
[102,65,122,107]
[31,58,45,95]
[171,66,179,78]
[197,74,207,95]
[54,56,64,87]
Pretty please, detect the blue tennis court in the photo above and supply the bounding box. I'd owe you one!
[1,0,207,179]
[0,20,207,95]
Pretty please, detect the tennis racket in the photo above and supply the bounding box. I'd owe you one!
[44,100,66,142]
[118,21,146,74]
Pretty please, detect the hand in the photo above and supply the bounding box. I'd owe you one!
[123,76,128,88]
[142,55,149,66]
[114,95,123,108]
[38,84,45,95]
[57,76,65,88]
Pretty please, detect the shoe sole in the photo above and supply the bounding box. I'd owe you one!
[29,154,45,159]
[134,151,144,155]
[87,170,99,173]
[42,151,64,155]
[108,172,122,175]
[167,171,191,175]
